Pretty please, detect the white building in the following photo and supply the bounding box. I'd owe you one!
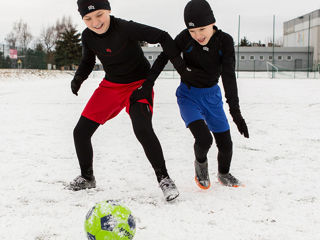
[283,9,320,67]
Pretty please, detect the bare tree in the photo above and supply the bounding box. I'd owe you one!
[55,16,75,41]
[5,32,18,48]
[5,19,33,50]
[39,16,76,65]
[19,22,33,50]
[40,26,57,53]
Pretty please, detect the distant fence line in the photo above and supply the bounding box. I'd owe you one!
[1,43,319,79]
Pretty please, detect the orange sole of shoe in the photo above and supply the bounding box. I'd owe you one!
[195,176,211,190]
[218,178,245,188]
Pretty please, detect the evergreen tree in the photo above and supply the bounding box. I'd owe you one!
[55,27,82,69]
[0,52,12,68]
[240,36,251,46]
[24,44,46,69]
[0,52,5,68]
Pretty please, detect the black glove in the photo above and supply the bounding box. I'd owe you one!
[230,109,249,138]
[130,80,154,105]
[71,75,85,96]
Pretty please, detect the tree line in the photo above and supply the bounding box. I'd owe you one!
[1,17,82,70]
[1,17,283,69]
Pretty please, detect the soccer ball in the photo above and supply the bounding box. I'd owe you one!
[85,200,136,240]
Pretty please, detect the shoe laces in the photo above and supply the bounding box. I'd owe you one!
[160,177,175,190]
[221,173,238,183]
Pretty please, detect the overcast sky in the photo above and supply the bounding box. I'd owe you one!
[1,0,319,47]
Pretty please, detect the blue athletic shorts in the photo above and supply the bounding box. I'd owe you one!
[175,82,230,133]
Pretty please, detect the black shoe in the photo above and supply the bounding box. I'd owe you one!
[217,173,241,187]
[159,177,179,202]
[194,159,211,189]
[68,175,96,191]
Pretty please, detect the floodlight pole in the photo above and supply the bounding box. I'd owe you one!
[272,15,275,79]
[237,15,240,78]
[307,14,311,78]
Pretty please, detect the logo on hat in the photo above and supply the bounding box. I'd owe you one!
[88,5,95,10]
[188,22,195,27]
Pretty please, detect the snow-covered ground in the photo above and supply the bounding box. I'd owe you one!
[0,69,319,240]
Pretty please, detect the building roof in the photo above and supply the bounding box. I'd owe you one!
[142,46,313,53]
[283,9,320,34]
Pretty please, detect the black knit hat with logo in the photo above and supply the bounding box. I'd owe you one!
[184,0,216,29]
[77,0,111,18]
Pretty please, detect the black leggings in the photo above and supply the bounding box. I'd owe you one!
[188,119,233,174]
[73,102,168,182]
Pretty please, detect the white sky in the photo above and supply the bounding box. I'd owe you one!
[1,0,319,47]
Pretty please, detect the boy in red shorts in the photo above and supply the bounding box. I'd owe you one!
[68,0,198,201]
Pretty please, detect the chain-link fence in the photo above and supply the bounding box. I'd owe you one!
[0,44,49,69]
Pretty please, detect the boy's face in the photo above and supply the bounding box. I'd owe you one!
[188,23,215,46]
[83,10,111,34]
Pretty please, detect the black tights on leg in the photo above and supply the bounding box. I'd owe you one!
[130,102,168,182]
[188,120,233,173]
[213,130,233,174]
[188,120,213,163]
[73,116,100,180]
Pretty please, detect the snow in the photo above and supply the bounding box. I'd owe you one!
[0,69,319,240]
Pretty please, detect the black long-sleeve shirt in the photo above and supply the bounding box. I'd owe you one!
[75,16,181,83]
[150,26,240,111]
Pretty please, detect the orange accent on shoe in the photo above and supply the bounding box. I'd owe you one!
[218,178,243,188]
[195,176,211,190]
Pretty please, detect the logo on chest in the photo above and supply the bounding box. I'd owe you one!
[203,47,209,52]
[106,48,112,53]
[185,46,193,53]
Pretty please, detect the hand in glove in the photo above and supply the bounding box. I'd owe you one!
[130,80,154,105]
[71,75,85,96]
[230,109,249,138]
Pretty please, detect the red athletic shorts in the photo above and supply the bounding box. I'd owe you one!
[82,79,154,124]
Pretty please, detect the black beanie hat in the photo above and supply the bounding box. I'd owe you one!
[77,0,111,18]
[184,0,216,29]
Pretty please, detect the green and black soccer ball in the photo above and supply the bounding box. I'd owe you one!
[85,200,136,240]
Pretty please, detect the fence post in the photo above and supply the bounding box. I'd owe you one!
[272,15,275,79]
[237,15,240,78]
[307,14,311,78]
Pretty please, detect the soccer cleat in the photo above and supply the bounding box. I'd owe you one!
[68,175,96,191]
[217,173,241,187]
[159,176,179,202]
[194,159,211,189]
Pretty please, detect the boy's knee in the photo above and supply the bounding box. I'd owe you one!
[195,132,213,150]
[73,124,82,139]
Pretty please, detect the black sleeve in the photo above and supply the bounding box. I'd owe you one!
[146,52,169,84]
[125,20,180,58]
[220,33,240,112]
[74,32,96,81]
[145,31,188,83]
[124,21,188,78]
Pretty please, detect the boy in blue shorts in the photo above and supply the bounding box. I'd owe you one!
[152,0,249,189]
